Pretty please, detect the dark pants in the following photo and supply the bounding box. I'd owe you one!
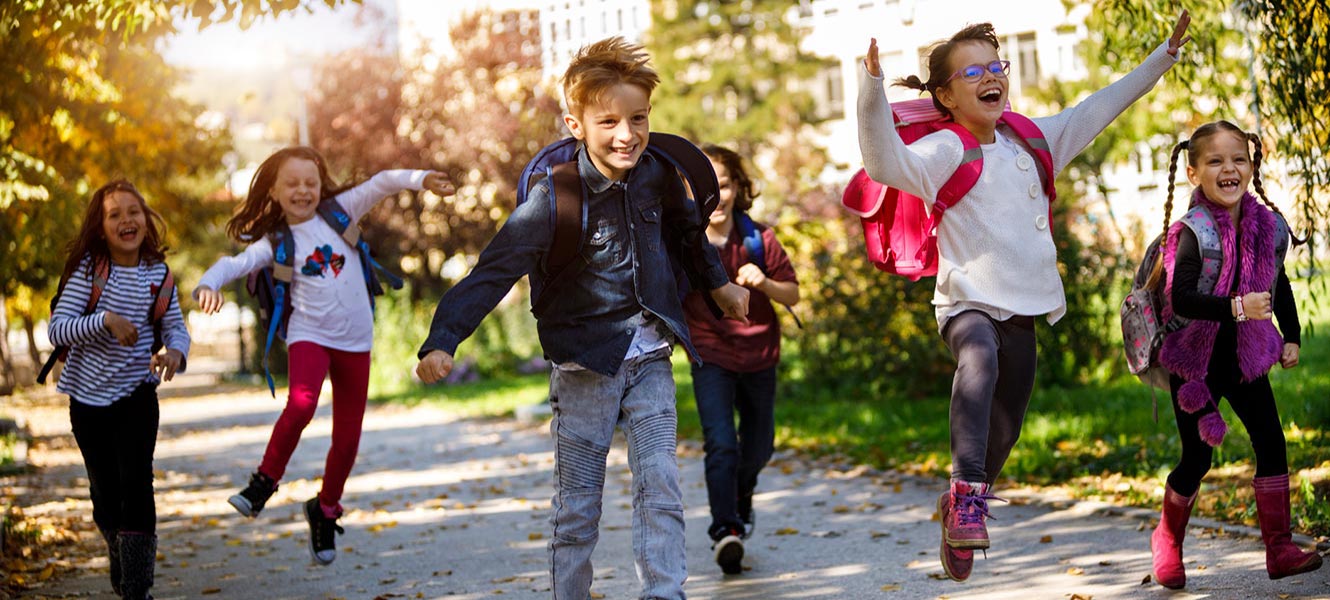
[692,363,777,540]
[1166,370,1288,497]
[69,382,160,535]
[942,311,1038,484]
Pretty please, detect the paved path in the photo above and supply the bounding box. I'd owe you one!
[9,370,1328,599]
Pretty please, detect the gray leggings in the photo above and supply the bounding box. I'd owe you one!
[942,311,1038,484]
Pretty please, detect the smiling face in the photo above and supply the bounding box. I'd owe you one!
[709,158,736,228]
[271,157,322,224]
[564,82,651,181]
[934,41,1008,141]
[102,190,148,265]
[1187,130,1252,214]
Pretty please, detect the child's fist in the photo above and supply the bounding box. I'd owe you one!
[710,282,750,325]
[423,172,456,197]
[416,350,455,384]
[103,311,138,346]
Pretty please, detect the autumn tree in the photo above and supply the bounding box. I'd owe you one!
[0,0,357,390]
[308,8,563,298]
[645,0,835,206]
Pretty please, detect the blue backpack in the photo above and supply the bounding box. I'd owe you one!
[517,132,721,313]
[248,195,404,395]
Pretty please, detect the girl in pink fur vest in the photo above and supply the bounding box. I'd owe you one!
[1148,120,1321,589]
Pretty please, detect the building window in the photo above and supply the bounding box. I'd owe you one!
[1015,32,1039,90]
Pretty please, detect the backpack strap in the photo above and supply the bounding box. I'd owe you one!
[261,227,296,396]
[148,266,175,355]
[735,211,766,273]
[316,196,404,310]
[929,123,984,218]
[646,132,720,219]
[37,256,110,384]
[530,160,590,316]
[998,112,1056,202]
[1179,206,1223,295]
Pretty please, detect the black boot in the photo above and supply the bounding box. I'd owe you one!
[118,532,156,599]
[99,528,121,595]
[228,471,278,518]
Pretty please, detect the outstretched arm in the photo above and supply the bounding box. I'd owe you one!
[1035,11,1190,174]
[338,169,457,220]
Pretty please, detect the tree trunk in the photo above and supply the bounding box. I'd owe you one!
[23,317,41,374]
[0,294,16,395]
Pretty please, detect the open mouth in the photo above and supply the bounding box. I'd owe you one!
[978,88,1002,106]
[612,144,638,157]
[1217,178,1240,192]
[117,226,139,242]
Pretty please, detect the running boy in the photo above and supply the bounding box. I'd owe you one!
[416,37,749,599]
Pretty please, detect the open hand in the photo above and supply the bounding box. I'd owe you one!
[864,38,882,77]
[104,311,138,346]
[424,171,457,197]
[1167,10,1192,57]
[152,348,183,381]
[416,349,455,384]
[194,286,225,314]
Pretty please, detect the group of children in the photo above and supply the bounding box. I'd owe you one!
[46,12,1320,600]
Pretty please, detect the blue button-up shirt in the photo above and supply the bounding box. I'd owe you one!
[419,146,729,376]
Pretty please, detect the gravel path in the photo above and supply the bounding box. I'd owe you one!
[10,368,1328,599]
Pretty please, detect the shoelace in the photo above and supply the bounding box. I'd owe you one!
[955,490,1007,526]
[315,517,345,548]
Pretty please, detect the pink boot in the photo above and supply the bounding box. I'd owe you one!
[1253,475,1324,580]
[1150,485,1194,589]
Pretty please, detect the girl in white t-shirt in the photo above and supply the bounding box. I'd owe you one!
[194,146,453,565]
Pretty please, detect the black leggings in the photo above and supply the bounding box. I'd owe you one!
[69,382,160,534]
[942,311,1038,484]
[1166,370,1287,498]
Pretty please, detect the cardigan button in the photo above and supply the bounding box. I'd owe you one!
[1017,154,1033,170]
[1034,214,1048,230]
[1028,183,1040,198]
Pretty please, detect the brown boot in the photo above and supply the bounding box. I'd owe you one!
[1253,475,1323,580]
[1150,484,1194,589]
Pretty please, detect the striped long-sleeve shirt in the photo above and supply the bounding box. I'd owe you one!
[49,255,191,407]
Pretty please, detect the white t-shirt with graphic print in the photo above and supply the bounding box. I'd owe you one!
[197,170,428,352]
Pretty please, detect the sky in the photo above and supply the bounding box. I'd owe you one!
[160,0,395,70]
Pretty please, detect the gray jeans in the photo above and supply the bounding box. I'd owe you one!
[942,311,1037,484]
[548,349,686,600]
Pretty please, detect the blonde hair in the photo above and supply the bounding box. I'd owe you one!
[561,36,660,117]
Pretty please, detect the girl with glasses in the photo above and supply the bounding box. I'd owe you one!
[856,14,1190,582]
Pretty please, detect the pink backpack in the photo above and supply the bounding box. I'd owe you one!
[842,98,1055,280]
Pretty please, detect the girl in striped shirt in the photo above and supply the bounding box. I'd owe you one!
[48,179,190,600]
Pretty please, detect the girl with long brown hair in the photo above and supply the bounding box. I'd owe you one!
[193,146,453,565]
[48,179,191,599]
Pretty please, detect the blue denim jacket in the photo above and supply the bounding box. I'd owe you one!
[419,147,729,376]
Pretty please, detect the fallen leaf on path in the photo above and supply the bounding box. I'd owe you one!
[881,583,901,591]
[201,588,222,595]
[774,527,799,535]
[1039,535,1053,543]
[1066,567,1085,576]
[528,532,544,540]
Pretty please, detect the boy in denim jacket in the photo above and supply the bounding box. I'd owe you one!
[417,36,750,599]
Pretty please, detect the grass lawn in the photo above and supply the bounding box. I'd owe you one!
[380,309,1330,539]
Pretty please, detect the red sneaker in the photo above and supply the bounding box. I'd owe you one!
[943,481,1003,550]
[937,490,974,581]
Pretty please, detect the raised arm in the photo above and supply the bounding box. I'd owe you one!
[1034,12,1190,174]
[857,39,963,206]
[193,239,275,314]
